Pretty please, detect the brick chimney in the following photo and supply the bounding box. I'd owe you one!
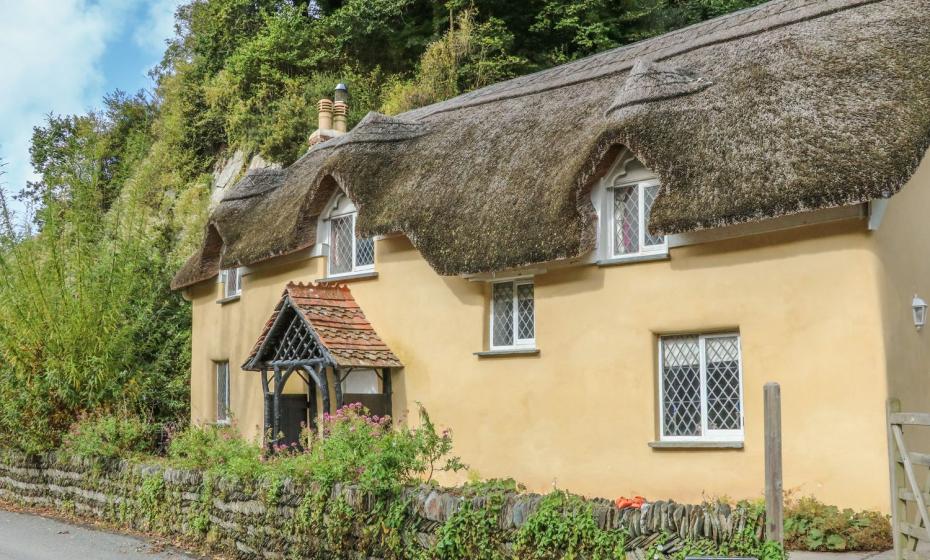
[308,84,348,148]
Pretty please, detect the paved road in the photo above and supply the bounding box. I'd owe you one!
[0,509,201,559]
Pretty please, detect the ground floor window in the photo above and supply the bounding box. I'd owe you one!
[658,333,743,442]
[216,361,230,424]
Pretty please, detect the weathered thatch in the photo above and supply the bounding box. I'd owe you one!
[172,0,930,290]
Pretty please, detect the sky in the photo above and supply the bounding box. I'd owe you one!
[0,0,183,202]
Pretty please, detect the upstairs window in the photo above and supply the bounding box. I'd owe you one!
[221,267,242,299]
[216,361,230,424]
[658,333,743,442]
[325,192,375,277]
[612,180,665,257]
[490,279,535,350]
[594,150,667,262]
[329,213,374,275]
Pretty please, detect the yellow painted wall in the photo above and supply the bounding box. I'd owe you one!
[187,210,897,510]
[872,149,930,453]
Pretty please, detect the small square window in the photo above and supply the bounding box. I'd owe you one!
[222,268,241,299]
[658,333,743,442]
[490,280,535,350]
[329,213,374,276]
[216,361,230,424]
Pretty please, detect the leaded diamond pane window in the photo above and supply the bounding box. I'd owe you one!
[614,186,639,255]
[356,236,374,267]
[490,280,535,349]
[706,336,741,431]
[216,361,230,423]
[659,333,743,441]
[492,282,514,348]
[661,337,702,437]
[517,284,534,340]
[330,215,354,274]
[329,212,375,275]
[609,180,666,258]
[643,184,664,246]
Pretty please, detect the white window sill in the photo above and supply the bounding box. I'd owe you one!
[317,270,378,283]
[474,348,540,358]
[216,295,241,305]
[597,252,669,267]
[648,440,743,450]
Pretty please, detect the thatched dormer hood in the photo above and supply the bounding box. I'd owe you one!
[172,0,930,290]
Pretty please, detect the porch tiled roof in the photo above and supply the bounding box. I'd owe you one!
[244,282,402,369]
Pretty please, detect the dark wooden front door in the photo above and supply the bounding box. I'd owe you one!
[278,395,309,448]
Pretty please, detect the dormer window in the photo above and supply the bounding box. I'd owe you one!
[330,213,374,275]
[612,180,664,256]
[324,191,375,277]
[594,150,668,263]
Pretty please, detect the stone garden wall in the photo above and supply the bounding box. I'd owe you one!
[0,451,764,559]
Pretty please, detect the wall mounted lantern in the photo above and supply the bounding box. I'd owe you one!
[913,294,927,331]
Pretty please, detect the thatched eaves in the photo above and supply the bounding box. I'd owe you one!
[172,0,930,290]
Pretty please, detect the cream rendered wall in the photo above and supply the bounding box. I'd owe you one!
[871,148,930,453]
[189,256,324,442]
[188,214,893,510]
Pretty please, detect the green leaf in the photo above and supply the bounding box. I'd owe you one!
[826,534,847,551]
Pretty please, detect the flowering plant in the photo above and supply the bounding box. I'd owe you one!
[165,403,464,495]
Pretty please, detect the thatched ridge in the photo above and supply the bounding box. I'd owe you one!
[172,0,930,290]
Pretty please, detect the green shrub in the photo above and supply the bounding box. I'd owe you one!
[784,496,892,551]
[167,422,265,480]
[435,482,513,560]
[514,490,626,560]
[166,404,464,493]
[61,411,156,460]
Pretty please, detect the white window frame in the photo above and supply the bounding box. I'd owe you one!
[216,361,231,425]
[657,333,744,443]
[326,202,375,278]
[221,267,242,299]
[489,278,536,351]
[608,178,667,259]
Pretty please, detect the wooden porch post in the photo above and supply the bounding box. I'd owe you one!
[260,367,272,448]
[382,367,393,417]
[318,364,331,415]
[272,366,283,446]
[333,367,345,411]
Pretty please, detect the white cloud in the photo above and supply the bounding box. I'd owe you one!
[0,0,178,214]
[133,0,184,57]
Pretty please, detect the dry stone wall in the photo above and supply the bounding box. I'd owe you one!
[0,451,764,559]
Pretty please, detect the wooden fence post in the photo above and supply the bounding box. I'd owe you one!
[764,382,784,546]
[887,398,904,560]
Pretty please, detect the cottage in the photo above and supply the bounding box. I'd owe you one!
[172,0,930,511]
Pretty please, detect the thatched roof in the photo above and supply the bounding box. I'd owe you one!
[243,282,403,370]
[172,0,930,290]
